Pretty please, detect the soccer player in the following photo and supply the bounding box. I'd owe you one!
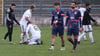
[77,2,87,40]
[78,3,97,45]
[65,2,82,52]
[19,4,35,44]
[3,3,20,44]
[23,23,42,45]
[49,2,65,50]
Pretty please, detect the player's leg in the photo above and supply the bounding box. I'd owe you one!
[78,32,86,44]
[59,26,65,50]
[88,25,95,45]
[20,25,27,44]
[72,28,79,52]
[3,23,9,43]
[67,28,73,44]
[8,24,14,44]
[49,26,57,50]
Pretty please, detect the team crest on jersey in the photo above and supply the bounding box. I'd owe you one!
[74,11,77,14]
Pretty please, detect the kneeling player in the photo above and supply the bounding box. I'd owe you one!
[23,23,43,45]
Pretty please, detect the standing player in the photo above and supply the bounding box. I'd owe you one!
[19,4,35,44]
[65,2,82,52]
[3,3,20,44]
[24,23,42,45]
[78,3,97,45]
[49,2,65,50]
[77,2,87,40]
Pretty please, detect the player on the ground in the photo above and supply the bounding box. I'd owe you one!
[65,1,82,52]
[19,4,35,44]
[77,2,87,40]
[49,2,65,51]
[78,3,97,45]
[23,23,43,45]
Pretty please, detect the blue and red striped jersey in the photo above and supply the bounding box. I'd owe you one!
[65,9,82,28]
[51,8,64,26]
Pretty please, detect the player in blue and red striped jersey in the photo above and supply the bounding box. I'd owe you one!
[49,2,65,51]
[65,1,82,52]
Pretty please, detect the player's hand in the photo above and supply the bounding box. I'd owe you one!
[53,20,58,24]
[50,25,52,30]
[64,26,67,31]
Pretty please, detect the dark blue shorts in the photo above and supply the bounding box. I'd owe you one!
[67,27,79,36]
[52,25,64,36]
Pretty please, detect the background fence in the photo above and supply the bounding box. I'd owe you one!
[3,0,100,26]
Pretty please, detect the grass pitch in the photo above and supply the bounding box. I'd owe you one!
[0,26,100,56]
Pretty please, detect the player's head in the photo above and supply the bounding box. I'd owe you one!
[54,2,60,9]
[11,3,16,10]
[71,1,76,9]
[30,4,35,12]
[77,2,81,7]
[86,3,91,10]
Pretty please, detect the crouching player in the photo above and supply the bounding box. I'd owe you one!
[21,23,43,45]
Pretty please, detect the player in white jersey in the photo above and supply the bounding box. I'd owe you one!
[24,23,42,45]
[19,4,35,44]
[77,2,87,40]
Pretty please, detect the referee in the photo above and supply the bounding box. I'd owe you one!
[3,3,20,44]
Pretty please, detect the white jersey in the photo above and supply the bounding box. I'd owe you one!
[20,9,32,25]
[26,24,41,38]
[77,7,86,21]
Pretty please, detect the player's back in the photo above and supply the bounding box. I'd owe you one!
[27,24,41,36]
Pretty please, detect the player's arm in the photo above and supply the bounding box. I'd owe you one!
[88,13,97,23]
[50,11,54,29]
[65,11,69,31]
[25,16,34,23]
[13,16,20,25]
[78,11,82,32]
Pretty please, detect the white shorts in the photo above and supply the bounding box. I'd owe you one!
[20,24,27,32]
[83,25,92,32]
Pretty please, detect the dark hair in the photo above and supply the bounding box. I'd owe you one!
[11,3,16,6]
[86,3,91,7]
[71,1,76,4]
[30,4,35,9]
[77,2,81,5]
[54,2,60,5]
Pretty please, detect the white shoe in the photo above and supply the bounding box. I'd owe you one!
[9,41,15,45]
[48,46,54,50]
[60,47,65,51]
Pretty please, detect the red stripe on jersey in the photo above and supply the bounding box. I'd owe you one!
[78,17,81,19]
[66,16,69,18]
[61,14,64,15]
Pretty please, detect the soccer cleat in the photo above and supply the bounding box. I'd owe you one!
[72,49,75,53]
[9,41,15,45]
[48,46,54,51]
[60,47,65,51]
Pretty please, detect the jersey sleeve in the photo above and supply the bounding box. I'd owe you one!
[78,11,82,27]
[51,11,54,25]
[65,10,69,26]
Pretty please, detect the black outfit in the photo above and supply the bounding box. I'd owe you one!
[4,8,20,42]
[82,9,96,25]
